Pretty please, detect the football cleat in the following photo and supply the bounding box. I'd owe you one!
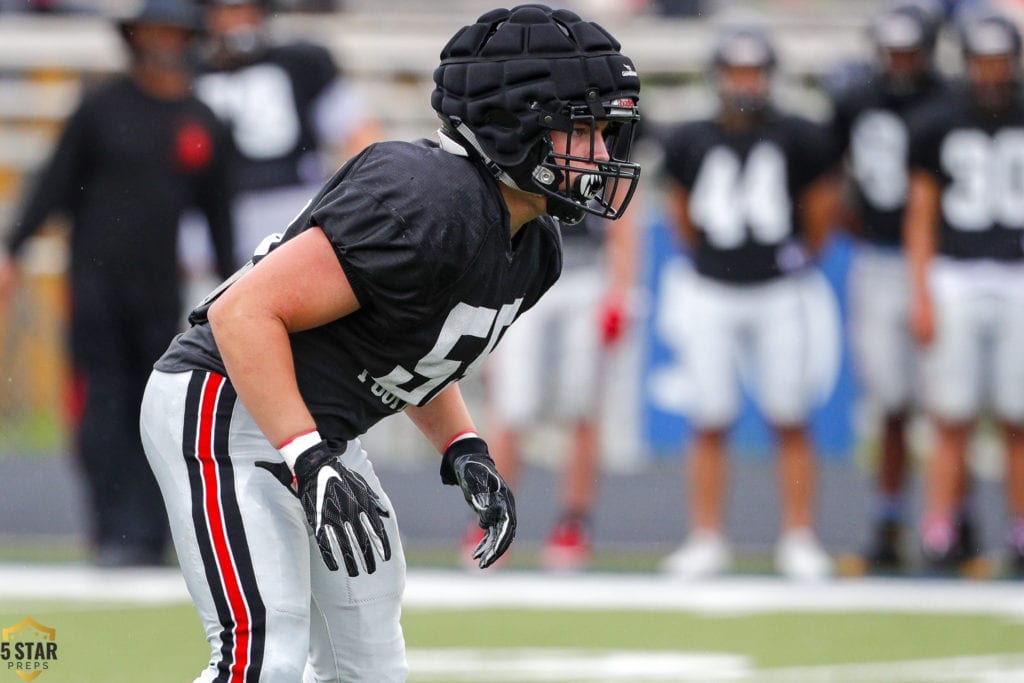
[660,530,732,579]
[541,516,592,572]
[775,529,833,581]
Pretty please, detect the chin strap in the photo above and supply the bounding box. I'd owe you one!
[437,123,585,225]
[441,123,528,194]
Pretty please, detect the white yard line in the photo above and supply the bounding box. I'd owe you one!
[403,650,1024,682]
[0,564,1022,619]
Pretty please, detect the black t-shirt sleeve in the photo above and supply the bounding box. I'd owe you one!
[660,123,704,189]
[906,101,947,177]
[787,117,838,190]
[6,96,92,257]
[290,42,339,101]
[195,114,237,279]
[308,178,435,329]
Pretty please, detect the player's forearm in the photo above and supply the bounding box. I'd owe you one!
[208,303,317,448]
[801,173,841,255]
[904,171,939,296]
[404,383,476,453]
[606,209,637,293]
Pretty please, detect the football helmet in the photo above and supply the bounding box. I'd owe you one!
[199,0,268,66]
[431,4,641,225]
[958,11,1022,111]
[710,27,776,117]
[868,1,942,95]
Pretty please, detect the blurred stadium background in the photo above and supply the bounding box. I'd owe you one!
[0,0,1016,562]
[1,0,1023,681]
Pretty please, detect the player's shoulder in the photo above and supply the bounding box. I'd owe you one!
[830,72,885,118]
[663,118,717,147]
[321,138,506,259]
[78,74,131,109]
[267,41,336,70]
[771,110,824,134]
[905,81,964,135]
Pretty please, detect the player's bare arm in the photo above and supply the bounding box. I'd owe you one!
[903,169,940,346]
[800,171,842,255]
[404,384,476,453]
[667,184,697,248]
[208,226,359,447]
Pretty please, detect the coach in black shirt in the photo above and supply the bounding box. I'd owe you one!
[0,0,236,566]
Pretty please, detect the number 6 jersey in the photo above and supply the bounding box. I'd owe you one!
[907,83,1024,261]
[156,137,562,443]
[661,111,835,282]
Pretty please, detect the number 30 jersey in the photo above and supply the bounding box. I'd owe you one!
[661,112,835,283]
[156,138,562,443]
[907,84,1024,261]
[830,73,948,247]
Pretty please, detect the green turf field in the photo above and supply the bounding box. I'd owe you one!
[2,594,1023,682]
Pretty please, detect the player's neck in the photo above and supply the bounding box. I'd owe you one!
[499,184,546,237]
[132,65,190,101]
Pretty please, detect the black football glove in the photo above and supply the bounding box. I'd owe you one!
[440,437,516,569]
[257,441,391,576]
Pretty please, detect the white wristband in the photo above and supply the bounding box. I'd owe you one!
[278,430,323,471]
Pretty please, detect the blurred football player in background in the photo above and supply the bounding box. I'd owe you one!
[829,0,958,572]
[0,0,235,566]
[140,5,642,679]
[905,10,1024,576]
[469,209,638,571]
[659,26,839,580]
[194,0,382,265]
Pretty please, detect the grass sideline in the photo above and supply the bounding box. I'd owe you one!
[1,602,1023,682]
[2,559,1024,683]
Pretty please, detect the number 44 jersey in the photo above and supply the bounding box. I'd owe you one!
[907,83,1024,261]
[156,138,562,442]
[661,111,835,283]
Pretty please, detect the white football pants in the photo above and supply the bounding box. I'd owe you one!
[848,244,919,414]
[141,369,408,683]
[923,257,1024,424]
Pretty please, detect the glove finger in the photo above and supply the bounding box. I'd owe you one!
[254,460,298,496]
[346,520,376,575]
[479,508,516,569]
[360,511,391,563]
[315,528,339,572]
[471,527,491,561]
[328,524,360,577]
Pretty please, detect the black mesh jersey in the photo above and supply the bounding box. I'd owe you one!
[661,112,835,283]
[830,72,949,246]
[156,138,563,443]
[907,83,1024,261]
[196,42,338,193]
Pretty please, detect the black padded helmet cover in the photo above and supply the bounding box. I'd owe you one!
[432,4,640,168]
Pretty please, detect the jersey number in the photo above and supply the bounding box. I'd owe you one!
[689,142,792,249]
[851,109,908,211]
[197,64,301,160]
[941,128,1024,231]
[374,299,524,405]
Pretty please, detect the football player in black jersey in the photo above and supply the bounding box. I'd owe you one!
[829,1,953,573]
[194,0,383,266]
[905,11,1024,576]
[658,26,839,581]
[139,5,641,679]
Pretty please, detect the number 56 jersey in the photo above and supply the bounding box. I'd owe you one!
[156,138,562,442]
[661,112,835,282]
[908,83,1024,261]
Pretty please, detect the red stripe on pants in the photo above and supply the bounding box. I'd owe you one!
[197,373,251,683]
